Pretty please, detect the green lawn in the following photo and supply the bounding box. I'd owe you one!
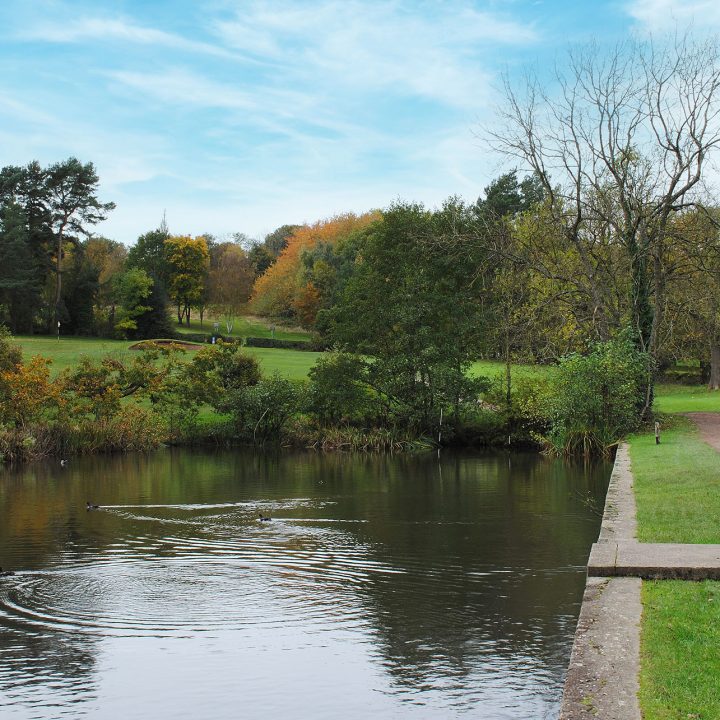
[17,336,137,373]
[630,404,720,718]
[640,580,720,720]
[176,316,310,342]
[654,383,720,413]
[629,423,720,544]
[16,335,320,381]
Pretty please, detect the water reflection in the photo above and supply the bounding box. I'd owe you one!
[0,448,609,719]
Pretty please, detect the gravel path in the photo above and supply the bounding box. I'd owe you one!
[687,411,720,452]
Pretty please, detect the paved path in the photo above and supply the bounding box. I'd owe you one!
[559,445,641,720]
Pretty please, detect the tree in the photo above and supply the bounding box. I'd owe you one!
[113,268,153,338]
[329,200,490,430]
[0,161,54,329]
[45,158,115,328]
[251,213,378,320]
[127,224,174,336]
[0,202,39,333]
[84,237,127,335]
[164,235,210,325]
[207,243,254,333]
[62,244,99,335]
[664,208,720,389]
[489,36,720,416]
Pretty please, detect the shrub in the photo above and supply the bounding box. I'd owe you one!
[222,375,302,441]
[182,342,261,408]
[548,334,648,456]
[306,352,376,424]
[0,326,22,372]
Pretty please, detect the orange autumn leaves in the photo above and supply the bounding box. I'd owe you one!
[250,212,379,325]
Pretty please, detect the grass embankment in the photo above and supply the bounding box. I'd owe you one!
[629,390,720,719]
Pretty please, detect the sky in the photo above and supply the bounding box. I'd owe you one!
[0,0,717,245]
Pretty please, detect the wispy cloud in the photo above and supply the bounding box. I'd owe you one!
[18,16,253,62]
[625,0,720,31]
[213,1,536,109]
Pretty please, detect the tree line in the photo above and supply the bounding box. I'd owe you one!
[0,159,298,339]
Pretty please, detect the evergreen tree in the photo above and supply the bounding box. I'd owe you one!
[0,203,39,333]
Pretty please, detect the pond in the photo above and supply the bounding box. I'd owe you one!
[0,448,610,719]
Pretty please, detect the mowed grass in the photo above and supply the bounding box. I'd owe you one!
[640,580,720,720]
[176,316,310,342]
[654,383,720,413]
[629,422,720,544]
[16,335,320,381]
[17,336,137,373]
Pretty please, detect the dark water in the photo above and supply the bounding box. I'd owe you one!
[0,448,610,720]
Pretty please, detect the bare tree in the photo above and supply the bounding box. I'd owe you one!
[488,34,720,415]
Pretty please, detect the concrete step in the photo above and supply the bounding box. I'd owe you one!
[589,540,720,580]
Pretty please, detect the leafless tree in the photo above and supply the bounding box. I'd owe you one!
[487,34,720,414]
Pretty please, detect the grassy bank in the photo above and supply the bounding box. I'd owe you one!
[654,383,720,413]
[628,392,720,719]
[630,422,720,544]
[640,580,720,720]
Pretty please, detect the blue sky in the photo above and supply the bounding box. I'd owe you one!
[0,0,716,244]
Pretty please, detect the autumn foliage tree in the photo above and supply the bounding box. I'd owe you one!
[250,212,379,323]
[207,243,255,333]
[165,235,210,325]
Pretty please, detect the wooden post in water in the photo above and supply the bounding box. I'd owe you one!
[655,421,660,445]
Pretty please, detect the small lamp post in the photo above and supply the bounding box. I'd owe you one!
[57,320,61,341]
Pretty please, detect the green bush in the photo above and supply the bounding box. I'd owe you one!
[181,342,261,408]
[306,352,377,424]
[548,334,648,456]
[222,375,303,442]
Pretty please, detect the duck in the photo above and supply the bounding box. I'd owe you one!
[86,501,100,511]
[60,459,68,467]
[258,513,272,522]
[0,567,15,577]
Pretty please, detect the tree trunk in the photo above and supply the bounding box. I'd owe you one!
[709,342,720,391]
[177,303,182,324]
[53,230,64,327]
[504,325,512,410]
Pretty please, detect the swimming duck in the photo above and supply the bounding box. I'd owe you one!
[258,514,272,522]
[0,567,15,577]
[86,501,100,510]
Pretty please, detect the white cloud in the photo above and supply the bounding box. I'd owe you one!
[18,16,256,63]
[212,1,536,109]
[625,0,720,31]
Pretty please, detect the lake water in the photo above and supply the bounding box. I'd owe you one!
[0,448,610,720]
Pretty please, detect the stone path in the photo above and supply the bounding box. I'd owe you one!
[559,445,642,720]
